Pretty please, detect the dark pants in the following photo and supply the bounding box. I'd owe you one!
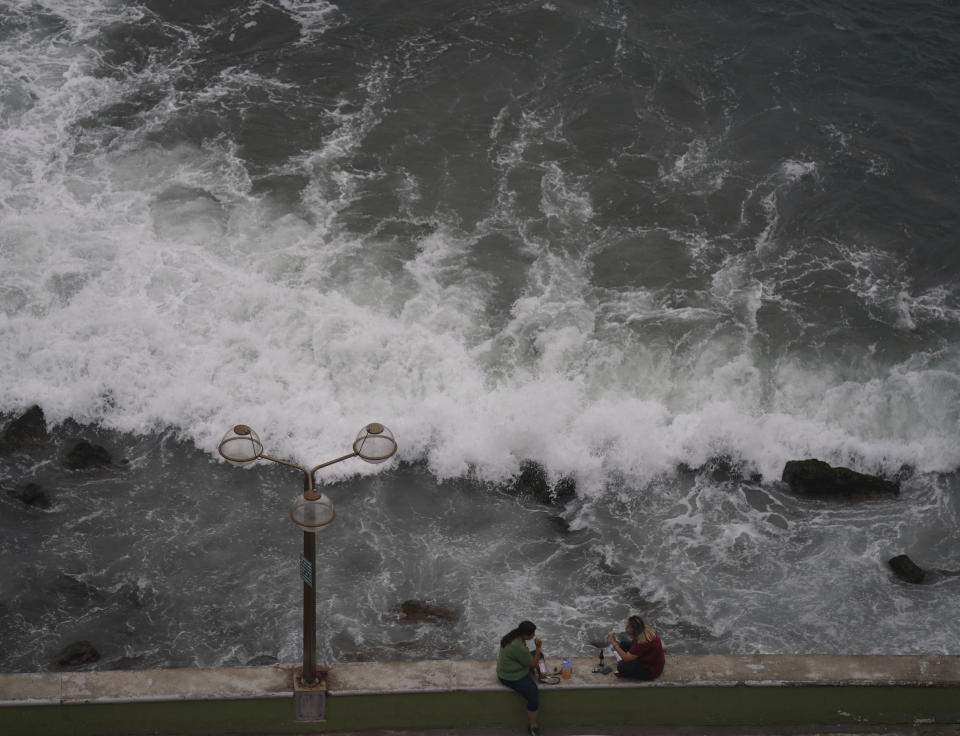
[498,673,539,711]
[616,658,654,679]
[498,648,544,711]
[617,639,654,680]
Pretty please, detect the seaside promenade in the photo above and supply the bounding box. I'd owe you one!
[2,655,959,736]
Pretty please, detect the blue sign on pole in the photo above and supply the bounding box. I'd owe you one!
[299,556,313,587]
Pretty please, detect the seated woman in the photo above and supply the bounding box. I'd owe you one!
[496,620,544,736]
[605,615,665,680]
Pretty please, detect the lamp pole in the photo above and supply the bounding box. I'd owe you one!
[218,422,397,687]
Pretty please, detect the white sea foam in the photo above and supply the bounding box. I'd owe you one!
[3,0,960,495]
[664,137,729,193]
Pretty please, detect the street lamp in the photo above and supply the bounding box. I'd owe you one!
[217,422,397,689]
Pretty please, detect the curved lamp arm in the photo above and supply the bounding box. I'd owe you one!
[217,421,398,505]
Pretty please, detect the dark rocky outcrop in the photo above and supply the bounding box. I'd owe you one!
[13,482,51,509]
[53,641,100,668]
[0,405,48,455]
[393,599,461,623]
[888,554,925,584]
[511,461,576,505]
[63,440,112,470]
[781,459,899,499]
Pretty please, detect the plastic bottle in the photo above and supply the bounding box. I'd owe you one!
[561,657,572,680]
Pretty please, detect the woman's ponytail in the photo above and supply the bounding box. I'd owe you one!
[500,620,536,648]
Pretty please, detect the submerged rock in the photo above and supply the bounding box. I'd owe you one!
[13,482,52,509]
[888,554,925,584]
[56,574,103,605]
[0,405,48,455]
[63,440,113,470]
[511,461,576,505]
[678,456,763,484]
[393,599,461,623]
[246,654,279,666]
[53,641,101,668]
[781,459,899,499]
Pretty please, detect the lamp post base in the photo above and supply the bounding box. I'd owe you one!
[293,671,327,722]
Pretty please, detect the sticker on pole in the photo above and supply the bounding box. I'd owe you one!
[299,556,313,587]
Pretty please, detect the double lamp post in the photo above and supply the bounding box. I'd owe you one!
[217,421,397,689]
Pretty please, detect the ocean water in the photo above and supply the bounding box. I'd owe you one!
[1,0,959,673]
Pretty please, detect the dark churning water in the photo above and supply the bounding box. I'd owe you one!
[1,0,959,672]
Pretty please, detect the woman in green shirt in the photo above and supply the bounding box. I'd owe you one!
[496,620,543,736]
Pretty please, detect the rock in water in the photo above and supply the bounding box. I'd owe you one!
[0,405,48,455]
[781,459,899,499]
[53,641,101,668]
[888,554,925,584]
[512,461,577,504]
[63,440,112,469]
[15,482,51,509]
[246,654,279,666]
[394,599,461,623]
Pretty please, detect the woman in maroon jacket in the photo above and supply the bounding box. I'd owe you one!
[606,615,665,680]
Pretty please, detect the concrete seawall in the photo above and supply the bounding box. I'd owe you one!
[2,655,959,735]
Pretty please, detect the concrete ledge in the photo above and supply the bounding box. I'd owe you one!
[327,655,960,694]
[5,655,960,705]
[1,655,959,735]
[0,664,292,706]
